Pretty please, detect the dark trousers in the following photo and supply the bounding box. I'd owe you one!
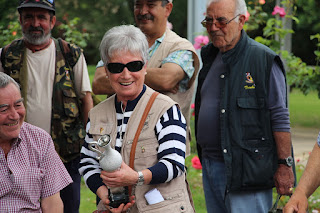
[60,156,81,213]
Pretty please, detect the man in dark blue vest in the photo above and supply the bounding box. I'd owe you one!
[195,0,295,212]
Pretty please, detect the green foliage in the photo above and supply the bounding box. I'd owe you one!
[244,1,269,32]
[282,33,320,98]
[0,20,21,46]
[57,17,90,49]
[244,0,320,98]
[311,34,320,67]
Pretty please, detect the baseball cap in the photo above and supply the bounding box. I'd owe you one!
[17,0,55,13]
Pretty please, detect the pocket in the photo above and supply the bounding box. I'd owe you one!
[124,138,158,170]
[140,189,191,213]
[62,88,79,118]
[241,140,275,188]
[237,97,265,139]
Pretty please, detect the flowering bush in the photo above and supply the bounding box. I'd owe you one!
[191,156,202,170]
[193,35,209,50]
[272,6,286,18]
[0,20,21,46]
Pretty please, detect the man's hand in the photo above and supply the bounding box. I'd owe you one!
[97,195,135,213]
[274,164,295,195]
[283,190,309,213]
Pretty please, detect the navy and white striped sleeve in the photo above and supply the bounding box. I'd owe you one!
[148,104,187,184]
[79,119,105,193]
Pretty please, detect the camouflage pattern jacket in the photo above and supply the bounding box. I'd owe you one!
[1,38,86,163]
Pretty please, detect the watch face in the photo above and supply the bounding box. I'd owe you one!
[286,156,294,166]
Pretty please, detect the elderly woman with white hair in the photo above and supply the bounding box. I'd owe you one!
[79,25,194,213]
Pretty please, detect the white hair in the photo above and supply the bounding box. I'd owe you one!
[0,72,20,90]
[99,25,148,65]
[206,0,247,22]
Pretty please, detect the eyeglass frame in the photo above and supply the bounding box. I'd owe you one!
[201,14,241,28]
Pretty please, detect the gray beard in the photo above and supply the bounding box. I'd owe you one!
[23,31,51,46]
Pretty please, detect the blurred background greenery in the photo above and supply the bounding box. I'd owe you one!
[0,0,319,66]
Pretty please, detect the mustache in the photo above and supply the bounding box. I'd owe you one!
[27,26,44,34]
[208,31,224,37]
[136,14,154,21]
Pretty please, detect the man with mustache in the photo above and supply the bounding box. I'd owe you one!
[0,72,72,212]
[91,0,200,156]
[0,0,93,212]
[194,0,294,212]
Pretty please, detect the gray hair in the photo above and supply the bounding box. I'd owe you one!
[99,25,148,65]
[206,0,247,22]
[0,72,20,90]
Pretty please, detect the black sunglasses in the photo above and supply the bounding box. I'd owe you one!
[106,61,145,74]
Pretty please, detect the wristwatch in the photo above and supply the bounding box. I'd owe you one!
[278,156,294,167]
[136,171,144,186]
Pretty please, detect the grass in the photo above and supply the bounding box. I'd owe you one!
[289,89,320,127]
[80,65,320,212]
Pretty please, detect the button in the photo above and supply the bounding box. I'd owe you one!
[220,74,225,79]
[223,149,227,153]
[221,109,226,113]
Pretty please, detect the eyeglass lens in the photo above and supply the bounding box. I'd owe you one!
[202,14,240,28]
[107,61,144,74]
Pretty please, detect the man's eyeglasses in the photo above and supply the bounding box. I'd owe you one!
[107,61,145,74]
[201,14,240,28]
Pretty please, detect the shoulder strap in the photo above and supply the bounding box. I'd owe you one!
[129,91,159,169]
[128,91,159,195]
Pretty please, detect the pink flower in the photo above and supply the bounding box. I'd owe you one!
[296,158,300,163]
[259,0,265,5]
[191,156,202,170]
[245,11,250,21]
[194,35,209,50]
[191,103,195,109]
[272,6,286,18]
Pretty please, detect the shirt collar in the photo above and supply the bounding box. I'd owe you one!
[149,32,166,49]
[115,85,147,112]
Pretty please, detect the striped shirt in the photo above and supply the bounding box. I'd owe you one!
[0,122,72,212]
[79,86,187,193]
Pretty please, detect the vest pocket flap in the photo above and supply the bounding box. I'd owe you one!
[89,124,113,135]
[237,97,265,109]
[62,88,77,97]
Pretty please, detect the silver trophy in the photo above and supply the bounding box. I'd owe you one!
[87,134,129,208]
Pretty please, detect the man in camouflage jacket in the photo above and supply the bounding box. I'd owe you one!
[0,1,93,212]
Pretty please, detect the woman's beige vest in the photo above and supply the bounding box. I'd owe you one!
[89,86,195,213]
[148,29,200,156]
